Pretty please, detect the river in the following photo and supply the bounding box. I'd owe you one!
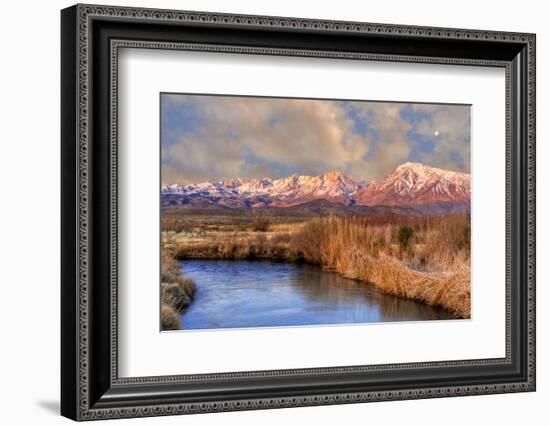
[179,259,453,330]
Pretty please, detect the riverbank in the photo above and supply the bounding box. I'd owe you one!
[164,214,471,319]
[160,250,197,330]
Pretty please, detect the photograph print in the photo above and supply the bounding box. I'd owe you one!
[160,94,471,331]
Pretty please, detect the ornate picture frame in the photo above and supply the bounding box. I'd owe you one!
[61,4,535,420]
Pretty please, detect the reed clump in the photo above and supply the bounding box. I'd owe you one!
[160,248,197,330]
[161,305,180,331]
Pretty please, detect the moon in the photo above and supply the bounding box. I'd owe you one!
[434,130,439,136]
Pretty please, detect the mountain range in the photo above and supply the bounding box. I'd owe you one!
[162,162,471,214]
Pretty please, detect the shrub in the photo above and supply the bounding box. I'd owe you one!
[251,211,272,232]
[161,304,180,331]
[397,225,414,251]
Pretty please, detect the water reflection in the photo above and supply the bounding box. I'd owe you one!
[180,259,454,330]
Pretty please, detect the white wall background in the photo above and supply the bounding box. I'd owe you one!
[0,0,546,424]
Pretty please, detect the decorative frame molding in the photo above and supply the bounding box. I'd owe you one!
[61,4,535,421]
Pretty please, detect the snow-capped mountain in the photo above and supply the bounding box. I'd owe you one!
[269,171,359,207]
[162,162,470,213]
[163,171,360,208]
[353,162,471,213]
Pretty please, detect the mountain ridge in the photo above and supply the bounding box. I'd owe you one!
[162,162,470,214]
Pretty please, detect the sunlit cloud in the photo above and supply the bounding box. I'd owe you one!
[161,94,470,185]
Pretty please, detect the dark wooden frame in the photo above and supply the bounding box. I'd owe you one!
[61,4,536,421]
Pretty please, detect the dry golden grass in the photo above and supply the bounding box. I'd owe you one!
[291,215,470,272]
[162,249,181,275]
[161,305,180,331]
[173,231,294,261]
[339,253,470,318]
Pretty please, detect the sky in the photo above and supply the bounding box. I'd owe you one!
[161,94,470,185]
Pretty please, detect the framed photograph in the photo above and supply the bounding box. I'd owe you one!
[61,4,536,421]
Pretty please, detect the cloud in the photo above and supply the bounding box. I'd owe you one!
[343,102,414,180]
[410,104,471,172]
[162,95,371,184]
[161,95,470,185]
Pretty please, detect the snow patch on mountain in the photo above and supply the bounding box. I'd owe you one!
[162,162,470,213]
